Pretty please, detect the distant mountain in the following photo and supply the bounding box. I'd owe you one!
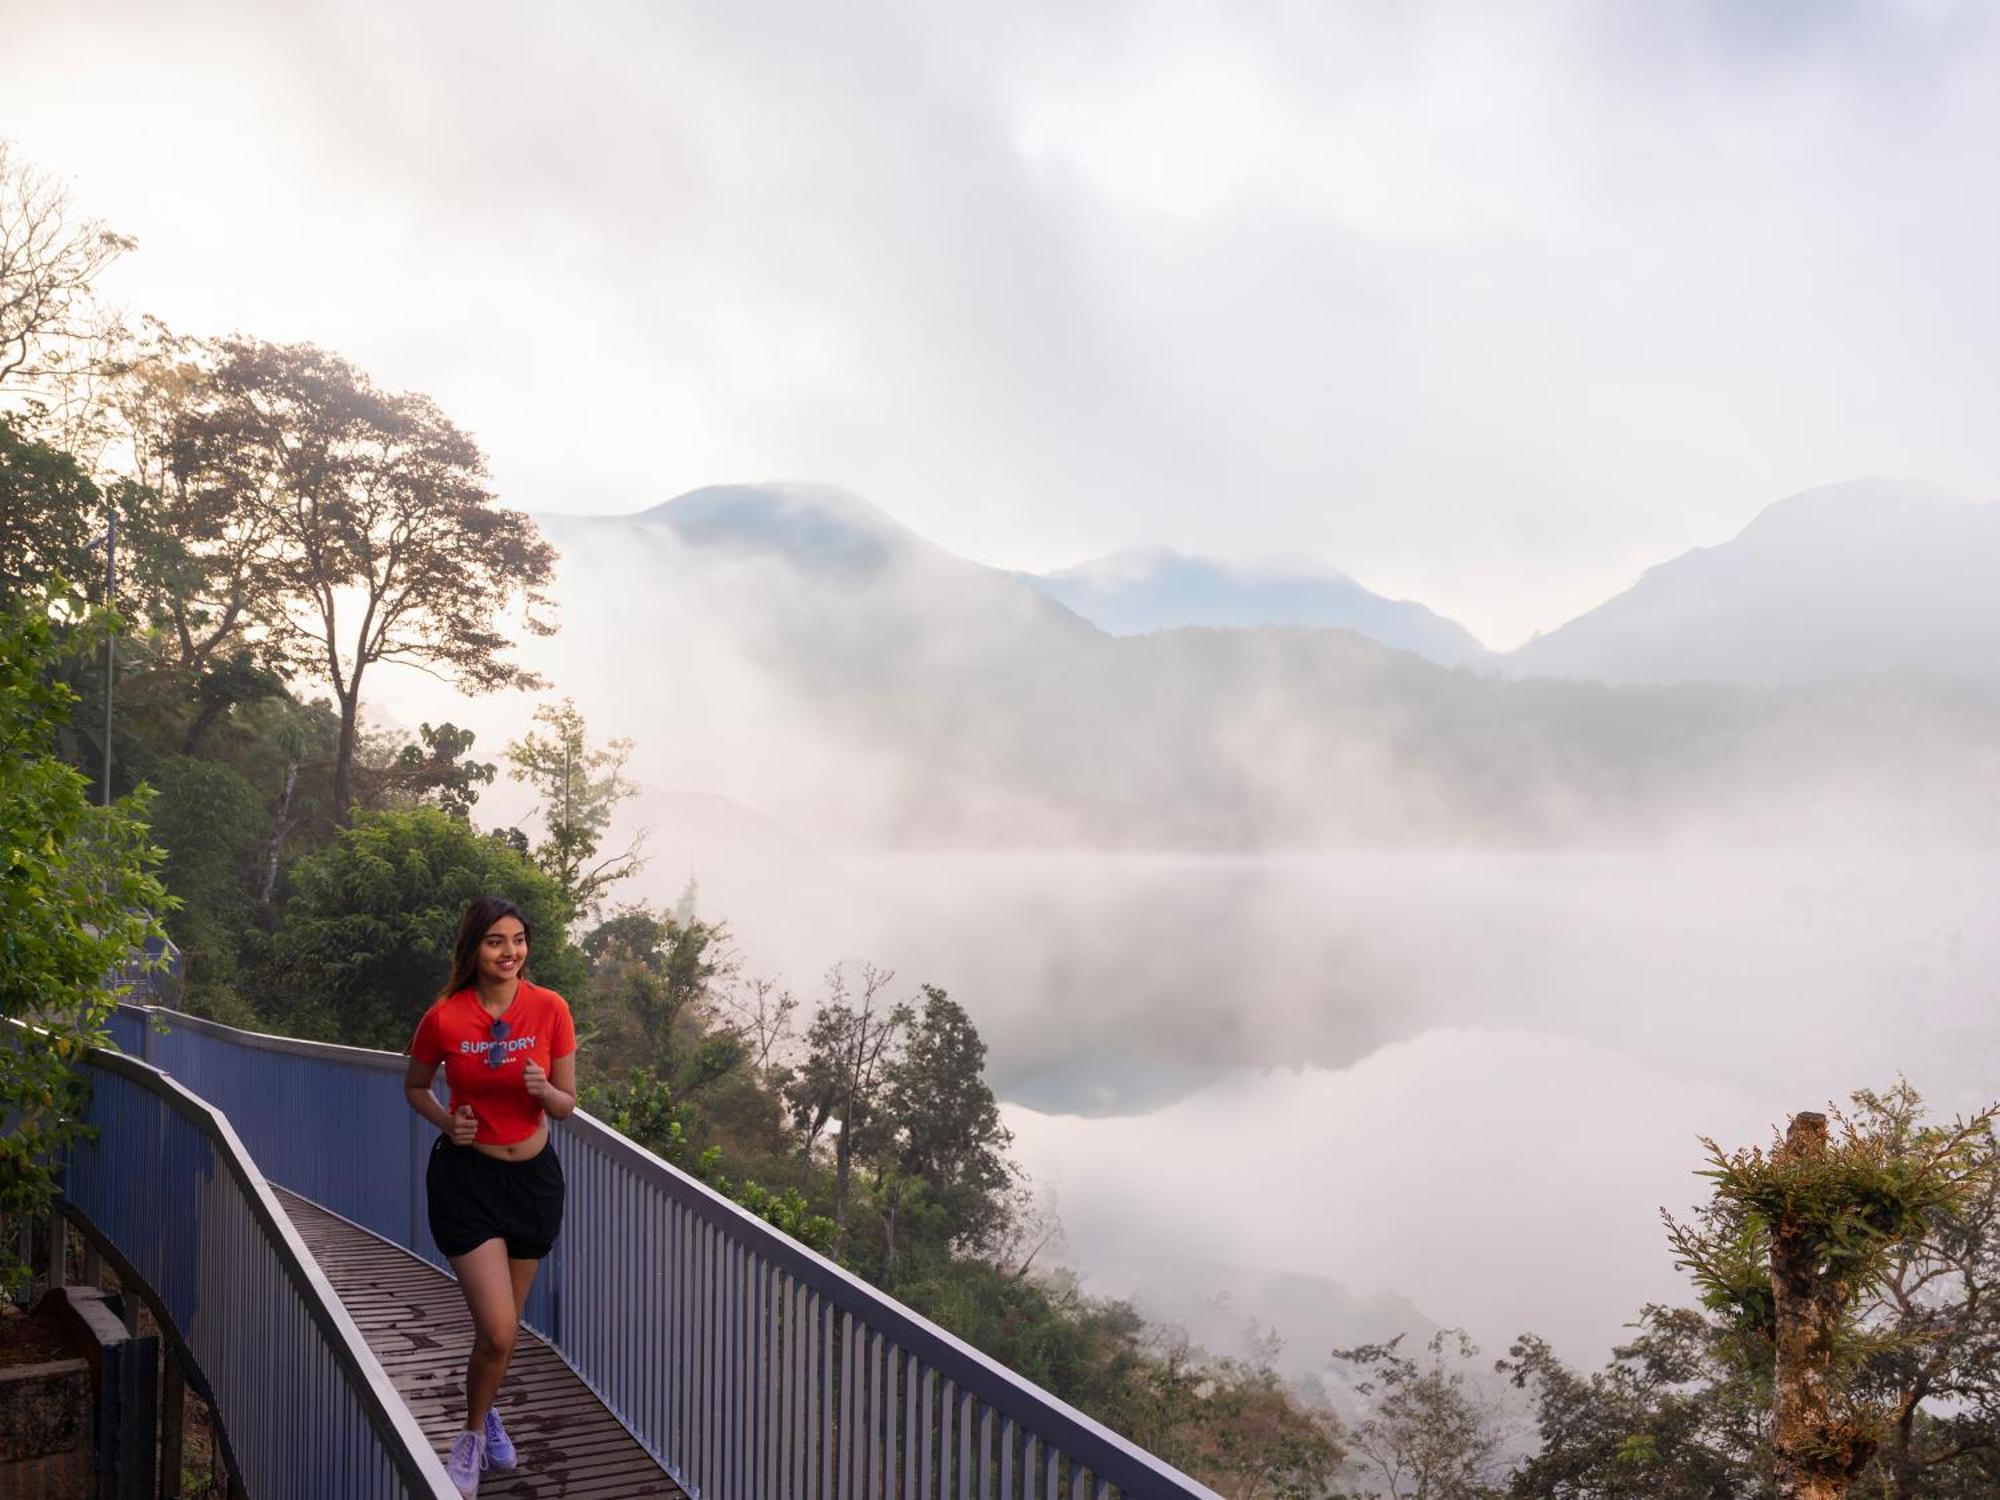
[638,482,919,576]
[1023,548,1489,667]
[519,481,2000,849]
[1507,478,2000,686]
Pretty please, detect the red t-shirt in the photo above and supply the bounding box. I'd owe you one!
[409,980,577,1146]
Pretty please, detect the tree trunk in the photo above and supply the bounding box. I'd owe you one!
[1888,1401,1918,1500]
[1770,1111,1871,1500]
[259,761,299,906]
[832,1129,851,1242]
[332,687,359,824]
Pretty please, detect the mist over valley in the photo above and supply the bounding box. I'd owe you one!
[371,477,2000,1368]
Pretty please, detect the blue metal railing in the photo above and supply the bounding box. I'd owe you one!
[114,1004,1221,1499]
[61,1037,455,1498]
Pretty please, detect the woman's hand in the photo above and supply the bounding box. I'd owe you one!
[523,1057,577,1119]
[451,1104,479,1145]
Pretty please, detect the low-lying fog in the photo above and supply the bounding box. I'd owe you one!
[367,495,2000,1379]
[630,841,2000,1369]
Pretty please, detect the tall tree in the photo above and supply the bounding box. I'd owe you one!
[578,903,736,1083]
[1332,1329,1508,1500]
[183,338,556,820]
[882,985,1017,1257]
[783,963,913,1244]
[0,138,134,401]
[1834,1083,2000,1499]
[1667,1101,2000,1500]
[505,696,641,920]
[108,325,292,700]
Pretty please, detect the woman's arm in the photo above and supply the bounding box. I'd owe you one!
[524,1053,578,1120]
[405,1057,462,1136]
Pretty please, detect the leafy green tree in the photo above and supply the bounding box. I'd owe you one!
[0,594,166,1292]
[878,985,1017,1267]
[164,337,557,821]
[147,753,269,1014]
[385,721,495,819]
[109,329,286,680]
[1667,1102,2000,1500]
[578,903,735,1079]
[0,413,101,606]
[782,963,914,1247]
[265,806,581,1049]
[1823,1084,2000,1498]
[505,697,642,920]
[1332,1329,1508,1500]
[580,1068,837,1254]
[1501,1310,1768,1499]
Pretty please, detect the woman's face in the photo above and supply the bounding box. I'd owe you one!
[477,916,529,986]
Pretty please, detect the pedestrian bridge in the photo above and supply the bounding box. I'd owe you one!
[56,1006,1219,1499]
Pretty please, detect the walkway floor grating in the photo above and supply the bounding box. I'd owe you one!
[276,1187,688,1499]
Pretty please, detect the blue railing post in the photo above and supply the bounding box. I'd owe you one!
[409,1107,424,1252]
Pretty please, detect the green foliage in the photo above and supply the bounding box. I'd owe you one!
[1504,1083,2000,1500]
[388,722,495,820]
[505,697,641,920]
[1332,1329,1507,1500]
[0,414,101,608]
[892,1261,1343,1496]
[1666,1099,2000,1400]
[0,595,167,1292]
[580,1068,837,1254]
[155,335,559,819]
[146,754,268,1006]
[578,903,734,1083]
[265,806,582,1049]
[1501,1311,1770,1499]
[882,984,1017,1256]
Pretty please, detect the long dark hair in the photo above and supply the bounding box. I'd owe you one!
[441,895,532,1000]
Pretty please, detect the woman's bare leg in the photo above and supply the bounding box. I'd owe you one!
[449,1239,519,1429]
[508,1256,540,1322]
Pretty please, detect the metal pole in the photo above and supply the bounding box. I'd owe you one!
[101,503,117,806]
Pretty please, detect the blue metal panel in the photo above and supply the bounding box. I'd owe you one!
[61,1043,454,1498]
[106,1005,147,1057]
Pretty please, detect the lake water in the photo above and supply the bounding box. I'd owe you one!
[674,844,2000,1365]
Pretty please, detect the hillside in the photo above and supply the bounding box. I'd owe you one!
[1506,478,2000,686]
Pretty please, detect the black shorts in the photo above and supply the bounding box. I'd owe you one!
[426,1135,566,1260]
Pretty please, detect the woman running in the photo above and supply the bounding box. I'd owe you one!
[404,895,577,1496]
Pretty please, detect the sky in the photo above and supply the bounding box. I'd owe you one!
[5,0,2000,646]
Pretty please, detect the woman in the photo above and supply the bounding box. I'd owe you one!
[405,895,577,1497]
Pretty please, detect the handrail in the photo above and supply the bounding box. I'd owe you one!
[59,1030,456,1498]
[114,1003,1222,1499]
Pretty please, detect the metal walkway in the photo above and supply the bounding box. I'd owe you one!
[276,1188,686,1499]
[87,1005,1222,1500]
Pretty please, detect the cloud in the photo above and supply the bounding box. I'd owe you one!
[6,1,2000,644]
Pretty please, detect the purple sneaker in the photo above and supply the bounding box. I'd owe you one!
[483,1406,517,1469]
[446,1429,484,1496]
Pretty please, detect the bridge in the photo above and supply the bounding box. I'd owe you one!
[38,1005,1219,1498]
